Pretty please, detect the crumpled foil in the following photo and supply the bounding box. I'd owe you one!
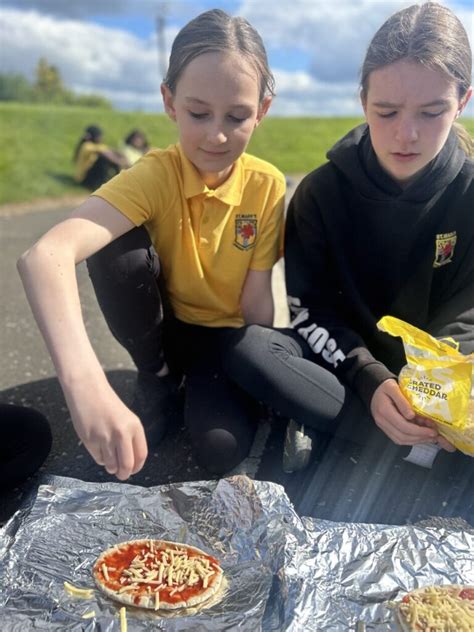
[0,475,473,631]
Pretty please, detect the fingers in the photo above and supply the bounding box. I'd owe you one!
[377,409,438,445]
[371,380,439,445]
[387,381,416,421]
[384,384,458,452]
[131,430,148,475]
[436,435,456,452]
[67,387,150,479]
[98,425,148,481]
[394,401,456,452]
[101,444,119,476]
[413,415,437,429]
[114,426,148,480]
[87,444,106,466]
[114,440,134,481]
[82,426,148,481]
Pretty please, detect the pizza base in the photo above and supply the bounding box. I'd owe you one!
[124,576,229,620]
[93,539,224,611]
[396,585,474,631]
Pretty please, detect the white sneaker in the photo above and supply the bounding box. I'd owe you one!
[282,419,313,473]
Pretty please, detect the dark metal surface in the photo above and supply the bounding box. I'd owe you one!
[256,422,474,525]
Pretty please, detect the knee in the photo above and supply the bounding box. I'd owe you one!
[192,428,245,475]
[87,228,158,282]
[5,405,52,461]
[87,245,144,282]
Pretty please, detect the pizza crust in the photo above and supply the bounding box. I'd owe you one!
[93,539,224,611]
[396,584,474,631]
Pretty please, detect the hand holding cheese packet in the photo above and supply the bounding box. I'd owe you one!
[377,316,474,456]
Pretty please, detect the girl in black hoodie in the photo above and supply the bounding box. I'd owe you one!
[224,2,473,469]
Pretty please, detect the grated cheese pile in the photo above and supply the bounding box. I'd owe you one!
[105,542,221,610]
[399,586,474,631]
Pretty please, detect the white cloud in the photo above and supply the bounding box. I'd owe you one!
[240,0,474,116]
[271,69,360,116]
[0,2,473,116]
[241,0,473,82]
[0,8,173,110]
[1,0,206,19]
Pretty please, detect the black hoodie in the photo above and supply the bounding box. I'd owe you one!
[285,124,474,409]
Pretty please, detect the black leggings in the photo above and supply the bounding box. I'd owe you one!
[0,404,52,490]
[86,227,258,474]
[82,155,120,190]
[223,325,372,442]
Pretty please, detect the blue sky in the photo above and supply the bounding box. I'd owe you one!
[1,0,473,116]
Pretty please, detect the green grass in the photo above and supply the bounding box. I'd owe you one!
[0,102,473,205]
[0,103,178,204]
[249,116,363,173]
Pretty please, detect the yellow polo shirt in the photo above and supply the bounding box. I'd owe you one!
[75,141,109,183]
[94,144,285,327]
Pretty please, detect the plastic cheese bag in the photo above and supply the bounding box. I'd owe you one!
[377,316,474,456]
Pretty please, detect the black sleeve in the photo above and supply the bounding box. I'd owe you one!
[428,282,474,355]
[285,175,395,409]
[427,174,474,354]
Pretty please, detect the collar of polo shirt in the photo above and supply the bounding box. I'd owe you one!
[177,143,245,206]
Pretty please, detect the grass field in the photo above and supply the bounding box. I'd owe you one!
[0,102,473,205]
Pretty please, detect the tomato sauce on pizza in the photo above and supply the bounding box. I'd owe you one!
[93,539,224,611]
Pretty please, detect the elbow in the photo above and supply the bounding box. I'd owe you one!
[242,304,274,327]
[17,240,56,281]
[17,247,34,280]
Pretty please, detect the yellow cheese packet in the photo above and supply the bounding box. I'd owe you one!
[377,316,474,455]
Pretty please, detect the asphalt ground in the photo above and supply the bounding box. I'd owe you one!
[1,181,473,527]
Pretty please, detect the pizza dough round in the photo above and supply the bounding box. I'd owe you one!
[93,539,224,611]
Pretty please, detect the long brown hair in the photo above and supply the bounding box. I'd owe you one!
[360,2,473,156]
[163,9,274,103]
[73,125,103,162]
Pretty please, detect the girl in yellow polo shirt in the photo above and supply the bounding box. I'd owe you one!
[73,125,127,189]
[18,9,285,481]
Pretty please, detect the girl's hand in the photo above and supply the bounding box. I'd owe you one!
[370,379,444,446]
[64,377,148,480]
[413,414,456,452]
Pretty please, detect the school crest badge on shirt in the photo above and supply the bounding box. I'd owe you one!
[433,231,457,267]
[234,214,257,250]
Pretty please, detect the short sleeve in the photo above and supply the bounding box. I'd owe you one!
[249,176,286,270]
[93,150,169,226]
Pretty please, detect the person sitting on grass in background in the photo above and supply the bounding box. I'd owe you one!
[120,129,150,167]
[0,403,52,491]
[18,9,285,481]
[224,1,473,472]
[73,125,128,190]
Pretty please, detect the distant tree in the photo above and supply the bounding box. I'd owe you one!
[0,59,112,108]
[0,73,34,101]
[33,57,65,102]
[73,93,113,108]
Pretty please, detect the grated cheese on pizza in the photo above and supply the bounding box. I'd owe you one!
[398,585,474,631]
[93,539,224,611]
